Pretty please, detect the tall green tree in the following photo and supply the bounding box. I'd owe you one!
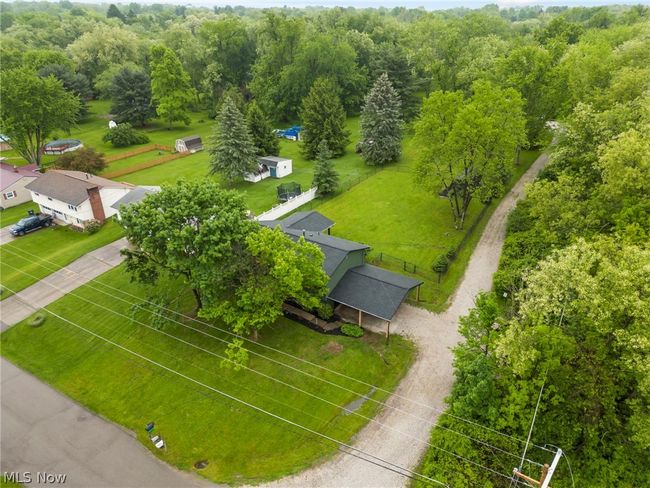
[414,81,526,229]
[119,180,256,312]
[359,73,403,166]
[0,68,79,167]
[246,100,279,156]
[38,63,91,121]
[55,147,107,174]
[208,96,258,183]
[106,4,125,22]
[312,141,339,195]
[150,45,194,129]
[201,226,330,338]
[300,78,350,160]
[109,68,155,127]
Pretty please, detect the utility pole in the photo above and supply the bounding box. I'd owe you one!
[512,448,563,488]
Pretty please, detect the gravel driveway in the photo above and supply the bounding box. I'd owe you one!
[249,152,550,488]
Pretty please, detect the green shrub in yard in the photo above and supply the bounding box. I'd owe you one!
[84,219,102,234]
[432,254,449,274]
[103,123,150,147]
[445,245,457,260]
[341,323,364,337]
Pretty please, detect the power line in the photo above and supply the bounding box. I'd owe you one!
[2,285,449,488]
[3,261,531,480]
[3,245,553,455]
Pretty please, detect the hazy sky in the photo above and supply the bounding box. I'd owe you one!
[122,0,650,6]
[49,0,650,7]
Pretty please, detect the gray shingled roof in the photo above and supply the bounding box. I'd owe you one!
[283,228,368,276]
[25,170,131,205]
[110,186,160,210]
[328,264,423,321]
[259,156,290,167]
[281,211,334,233]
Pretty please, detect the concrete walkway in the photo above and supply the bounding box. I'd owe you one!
[0,238,127,330]
[0,224,15,246]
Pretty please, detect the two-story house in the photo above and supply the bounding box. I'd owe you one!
[25,170,134,228]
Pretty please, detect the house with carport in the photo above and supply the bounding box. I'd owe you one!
[261,211,422,330]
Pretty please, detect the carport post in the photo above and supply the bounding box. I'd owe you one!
[358,309,363,326]
[386,321,390,344]
[416,285,421,301]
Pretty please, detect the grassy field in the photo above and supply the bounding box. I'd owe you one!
[100,148,173,176]
[0,266,415,484]
[0,201,39,227]
[119,115,375,214]
[309,135,542,311]
[0,219,123,299]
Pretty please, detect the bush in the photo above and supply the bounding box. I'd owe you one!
[432,254,449,273]
[29,313,46,327]
[102,122,150,147]
[341,323,364,337]
[445,245,457,260]
[84,219,102,234]
[55,147,107,174]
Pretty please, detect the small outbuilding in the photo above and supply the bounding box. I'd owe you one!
[0,134,11,152]
[259,156,292,178]
[175,136,203,153]
[43,139,83,155]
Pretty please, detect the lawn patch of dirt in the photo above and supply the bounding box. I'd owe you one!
[321,341,343,355]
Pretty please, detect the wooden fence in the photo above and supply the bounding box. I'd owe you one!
[105,144,174,163]
[103,151,191,179]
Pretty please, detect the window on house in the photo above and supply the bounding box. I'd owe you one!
[47,197,52,201]
[67,204,78,211]
[34,192,39,196]
[3,191,16,199]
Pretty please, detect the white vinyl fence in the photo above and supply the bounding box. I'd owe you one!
[255,187,318,221]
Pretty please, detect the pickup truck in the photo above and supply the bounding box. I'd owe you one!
[10,213,53,236]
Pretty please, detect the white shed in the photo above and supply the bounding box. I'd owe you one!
[259,156,292,178]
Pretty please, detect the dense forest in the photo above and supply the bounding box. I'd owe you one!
[1,2,649,486]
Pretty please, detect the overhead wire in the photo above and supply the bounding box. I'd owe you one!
[2,260,532,481]
[2,284,449,488]
[2,244,553,456]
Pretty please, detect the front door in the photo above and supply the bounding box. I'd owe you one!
[270,167,277,178]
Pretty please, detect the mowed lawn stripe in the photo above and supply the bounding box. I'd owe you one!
[0,264,415,484]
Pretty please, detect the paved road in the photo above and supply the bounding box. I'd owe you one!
[250,152,551,488]
[0,238,127,330]
[1,360,214,488]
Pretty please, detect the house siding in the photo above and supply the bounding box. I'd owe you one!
[29,186,130,227]
[327,249,366,292]
[1,177,38,208]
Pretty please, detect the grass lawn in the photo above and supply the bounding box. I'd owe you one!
[310,134,542,311]
[0,266,415,484]
[100,148,173,176]
[0,219,123,299]
[119,116,376,214]
[0,201,39,227]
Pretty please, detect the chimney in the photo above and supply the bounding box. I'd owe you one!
[87,187,106,222]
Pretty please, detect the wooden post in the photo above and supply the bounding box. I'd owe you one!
[539,465,549,486]
[358,309,362,326]
[416,285,421,302]
[386,321,390,344]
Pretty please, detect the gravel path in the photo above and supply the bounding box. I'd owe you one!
[250,152,550,488]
